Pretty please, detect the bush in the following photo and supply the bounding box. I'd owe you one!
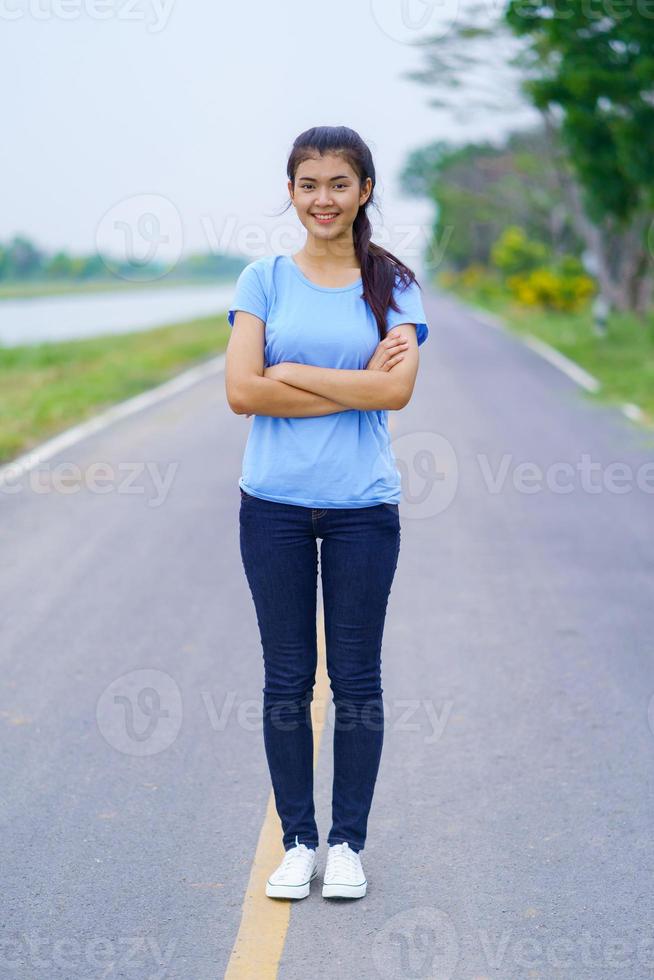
[506,264,596,311]
[490,226,550,276]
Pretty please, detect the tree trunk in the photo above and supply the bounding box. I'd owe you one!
[542,111,654,319]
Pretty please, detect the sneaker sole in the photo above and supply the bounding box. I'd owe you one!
[322,880,367,899]
[265,866,318,899]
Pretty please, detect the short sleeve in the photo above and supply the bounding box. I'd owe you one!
[227,261,268,327]
[386,277,429,346]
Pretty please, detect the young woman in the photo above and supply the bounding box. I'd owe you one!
[225,126,429,901]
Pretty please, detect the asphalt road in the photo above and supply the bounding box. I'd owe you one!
[2,286,654,980]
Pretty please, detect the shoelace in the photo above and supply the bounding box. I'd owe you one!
[274,844,315,882]
[326,843,362,880]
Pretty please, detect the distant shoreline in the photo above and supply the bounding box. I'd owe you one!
[0,311,231,466]
[0,275,238,302]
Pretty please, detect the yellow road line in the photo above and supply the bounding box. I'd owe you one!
[224,606,330,978]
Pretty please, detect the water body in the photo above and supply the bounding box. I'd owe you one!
[0,283,236,347]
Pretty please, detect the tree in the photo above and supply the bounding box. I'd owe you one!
[6,235,44,280]
[399,127,583,272]
[505,0,654,314]
[403,1,654,315]
[46,251,75,279]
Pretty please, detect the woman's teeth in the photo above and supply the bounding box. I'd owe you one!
[314,214,337,223]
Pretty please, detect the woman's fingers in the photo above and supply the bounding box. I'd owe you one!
[385,336,409,349]
[367,335,409,371]
[384,342,409,359]
[381,339,408,360]
[382,353,406,371]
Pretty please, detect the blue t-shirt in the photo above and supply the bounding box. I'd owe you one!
[227,253,429,508]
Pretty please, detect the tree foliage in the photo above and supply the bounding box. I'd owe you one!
[400,126,583,272]
[504,0,654,312]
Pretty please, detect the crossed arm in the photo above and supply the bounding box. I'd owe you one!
[225,311,421,417]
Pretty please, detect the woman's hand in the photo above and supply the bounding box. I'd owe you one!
[365,330,409,372]
[245,363,292,416]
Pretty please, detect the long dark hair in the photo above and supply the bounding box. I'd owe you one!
[280,126,421,342]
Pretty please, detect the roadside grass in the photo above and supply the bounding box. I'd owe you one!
[440,278,654,426]
[3,278,653,469]
[0,277,235,301]
[0,313,230,465]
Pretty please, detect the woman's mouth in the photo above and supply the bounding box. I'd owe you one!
[312,213,339,224]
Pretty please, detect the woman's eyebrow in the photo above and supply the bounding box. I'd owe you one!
[298,175,352,181]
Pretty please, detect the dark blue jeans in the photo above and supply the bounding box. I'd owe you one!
[239,487,401,854]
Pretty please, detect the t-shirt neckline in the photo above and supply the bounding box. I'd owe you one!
[286,254,363,292]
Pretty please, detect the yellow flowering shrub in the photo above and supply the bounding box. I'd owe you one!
[490,226,549,275]
[506,266,596,311]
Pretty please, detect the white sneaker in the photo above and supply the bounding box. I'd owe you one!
[322,842,367,898]
[265,835,318,899]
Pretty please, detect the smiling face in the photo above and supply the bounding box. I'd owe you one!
[289,153,372,252]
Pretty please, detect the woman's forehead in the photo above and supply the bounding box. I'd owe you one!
[295,154,356,180]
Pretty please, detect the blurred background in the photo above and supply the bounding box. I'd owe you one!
[3,5,654,979]
[2,0,652,467]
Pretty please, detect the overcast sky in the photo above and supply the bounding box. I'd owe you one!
[3,0,537,274]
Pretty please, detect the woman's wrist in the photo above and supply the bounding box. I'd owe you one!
[264,363,287,382]
[265,362,297,384]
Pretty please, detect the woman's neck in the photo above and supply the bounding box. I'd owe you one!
[300,234,358,272]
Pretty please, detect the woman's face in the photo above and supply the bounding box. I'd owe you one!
[289,153,372,248]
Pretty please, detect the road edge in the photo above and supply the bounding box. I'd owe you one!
[0,353,227,489]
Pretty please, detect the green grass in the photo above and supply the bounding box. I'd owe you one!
[0,313,231,465]
[439,276,654,428]
[4,277,653,468]
[0,276,235,301]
